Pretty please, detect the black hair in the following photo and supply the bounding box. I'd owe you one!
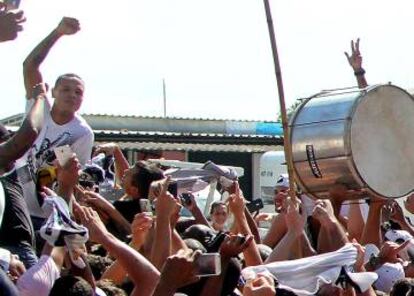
[96,279,127,296]
[54,73,84,88]
[86,254,114,279]
[49,275,94,296]
[390,278,414,296]
[209,200,228,216]
[131,160,164,198]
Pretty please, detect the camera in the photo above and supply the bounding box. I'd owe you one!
[180,193,192,206]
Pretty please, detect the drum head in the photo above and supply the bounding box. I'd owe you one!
[351,85,414,198]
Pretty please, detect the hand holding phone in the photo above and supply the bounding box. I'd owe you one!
[54,145,73,166]
[139,198,154,216]
[195,253,221,277]
[180,193,193,206]
[246,199,264,213]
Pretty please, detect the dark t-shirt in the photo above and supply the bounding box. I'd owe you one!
[113,198,141,223]
[0,169,35,248]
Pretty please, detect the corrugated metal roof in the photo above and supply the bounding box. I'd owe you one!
[0,113,280,124]
[82,113,279,123]
[97,141,280,153]
[93,129,281,139]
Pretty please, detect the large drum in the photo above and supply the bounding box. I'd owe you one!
[290,84,414,199]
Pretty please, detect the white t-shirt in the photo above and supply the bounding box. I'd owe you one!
[16,99,94,218]
[17,255,60,296]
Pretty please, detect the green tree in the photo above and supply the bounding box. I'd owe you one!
[277,100,303,122]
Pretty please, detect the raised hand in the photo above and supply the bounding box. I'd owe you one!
[56,17,80,36]
[312,199,336,223]
[132,213,153,234]
[82,190,113,212]
[77,206,109,243]
[31,82,48,99]
[284,198,306,236]
[158,249,201,290]
[131,212,153,246]
[219,234,253,259]
[376,240,410,265]
[404,193,414,214]
[0,7,25,42]
[56,155,81,189]
[388,201,406,225]
[93,143,119,157]
[154,177,180,218]
[352,239,366,272]
[243,272,276,296]
[345,38,363,71]
[228,182,246,216]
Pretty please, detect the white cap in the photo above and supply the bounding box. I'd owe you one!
[275,174,289,188]
[363,244,380,264]
[385,229,413,243]
[374,262,405,293]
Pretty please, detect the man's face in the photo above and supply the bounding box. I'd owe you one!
[52,77,84,114]
[122,166,139,197]
[273,186,288,212]
[211,204,228,226]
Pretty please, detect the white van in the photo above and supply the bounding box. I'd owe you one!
[259,151,286,206]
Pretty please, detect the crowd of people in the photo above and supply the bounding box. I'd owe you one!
[2,5,414,296]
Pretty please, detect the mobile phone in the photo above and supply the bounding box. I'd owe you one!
[195,253,221,277]
[54,145,73,166]
[246,199,264,213]
[180,193,192,206]
[168,181,178,197]
[206,232,227,252]
[139,199,153,216]
[1,0,20,10]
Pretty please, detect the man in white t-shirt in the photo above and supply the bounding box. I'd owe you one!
[16,17,94,224]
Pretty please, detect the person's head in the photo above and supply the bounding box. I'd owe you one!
[49,275,94,296]
[0,124,11,144]
[86,254,114,280]
[390,278,414,296]
[122,161,164,199]
[274,174,289,212]
[96,279,127,296]
[184,238,207,253]
[52,73,85,115]
[182,224,218,250]
[209,201,228,231]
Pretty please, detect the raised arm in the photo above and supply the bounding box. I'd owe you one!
[312,199,349,253]
[182,193,210,227]
[77,206,160,296]
[345,38,368,88]
[23,17,80,99]
[360,195,385,248]
[228,182,262,266]
[0,84,46,169]
[151,177,180,270]
[94,143,130,186]
[0,5,25,42]
[265,198,311,263]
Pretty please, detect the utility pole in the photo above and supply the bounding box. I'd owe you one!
[163,78,167,117]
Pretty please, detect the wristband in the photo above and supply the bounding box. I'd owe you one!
[354,68,366,76]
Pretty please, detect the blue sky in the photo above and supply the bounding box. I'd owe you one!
[1,0,414,121]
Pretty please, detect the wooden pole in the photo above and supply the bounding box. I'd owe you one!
[263,0,296,198]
